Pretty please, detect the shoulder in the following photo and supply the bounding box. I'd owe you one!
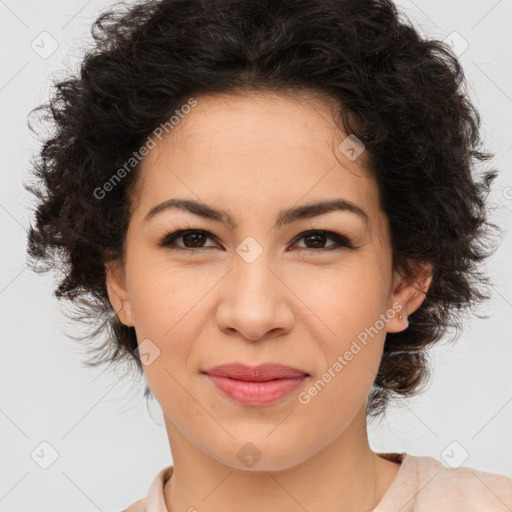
[413,454,512,510]
[121,498,146,512]
[120,465,174,512]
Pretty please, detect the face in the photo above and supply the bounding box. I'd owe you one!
[107,91,427,471]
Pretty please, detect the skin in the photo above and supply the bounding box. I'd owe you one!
[106,90,432,512]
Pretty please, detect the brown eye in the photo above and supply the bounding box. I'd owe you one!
[181,232,208,248]
[159,228,354,253]
[303,232,328,248]
[292,230,354,252]
[160,229,217,249]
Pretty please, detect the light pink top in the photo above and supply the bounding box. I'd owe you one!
[123,452,512,511]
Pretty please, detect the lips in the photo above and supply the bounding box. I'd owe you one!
[202,363,309,381]
[202,363,310,406]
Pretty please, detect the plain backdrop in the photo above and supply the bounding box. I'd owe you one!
[1,0,511,510]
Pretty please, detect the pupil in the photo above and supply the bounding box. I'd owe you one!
[184,233,205,247]
[306,232,325,248]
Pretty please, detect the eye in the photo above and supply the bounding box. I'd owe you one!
[290,230,355,253]
[159,228,354,253]
[160,229,218,250]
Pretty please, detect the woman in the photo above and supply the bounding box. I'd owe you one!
[25,0,511,510]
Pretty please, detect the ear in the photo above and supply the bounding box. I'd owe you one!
[105,260,134,327]
[386,261,433,333]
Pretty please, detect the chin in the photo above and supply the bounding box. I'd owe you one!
[204,433,317,472]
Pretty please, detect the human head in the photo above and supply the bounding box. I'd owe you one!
[26,0,498,435]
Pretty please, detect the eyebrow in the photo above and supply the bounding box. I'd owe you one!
[143,198,369,228]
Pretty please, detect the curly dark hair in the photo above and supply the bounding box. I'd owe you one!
[25,0,501,419]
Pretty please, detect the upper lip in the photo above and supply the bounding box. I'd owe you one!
[202,363,309,381]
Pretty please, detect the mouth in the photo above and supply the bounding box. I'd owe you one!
[201,363,310,406]
[202,362,309,381]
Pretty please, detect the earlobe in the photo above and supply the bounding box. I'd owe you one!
[387,262,433,333]
[105,260,134,327]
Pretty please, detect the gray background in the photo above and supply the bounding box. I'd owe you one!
[1,0,511,510]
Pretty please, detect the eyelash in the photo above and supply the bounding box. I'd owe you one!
[159,228,355,254]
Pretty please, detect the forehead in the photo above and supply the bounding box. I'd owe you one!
[158,90,370,167]
[133,91,382,226]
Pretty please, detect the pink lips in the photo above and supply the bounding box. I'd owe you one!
[202,363,309,406]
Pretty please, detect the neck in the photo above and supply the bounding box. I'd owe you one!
[162,404,400,512]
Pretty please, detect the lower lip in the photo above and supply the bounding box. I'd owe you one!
[206,374,308,406]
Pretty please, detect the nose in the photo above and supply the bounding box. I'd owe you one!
[215,252,295,342]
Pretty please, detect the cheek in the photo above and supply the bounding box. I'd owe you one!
[297,313,386,438]
[124,257,202,387]
[126,251,206,333]
[288,254,390,337]
[294,261,389,401]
